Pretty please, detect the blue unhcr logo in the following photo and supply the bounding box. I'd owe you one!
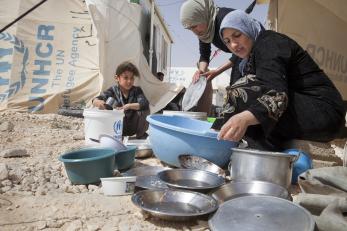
[0,32,29,102]
[113,120,122,140]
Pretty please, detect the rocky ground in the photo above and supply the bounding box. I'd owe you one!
[0,111,212,231]
[0,111,345,231]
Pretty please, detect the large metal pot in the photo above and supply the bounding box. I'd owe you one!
[229,148,298,189]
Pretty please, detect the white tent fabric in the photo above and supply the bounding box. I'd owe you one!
[267,0,347,100]
[0,0,181,113]
[168,67,231,89]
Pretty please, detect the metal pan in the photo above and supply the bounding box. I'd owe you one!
[210,181,290,205]
[135,175,168,190]
[178,154,226,178]
[158,169,225,192]
[132,189,218,221]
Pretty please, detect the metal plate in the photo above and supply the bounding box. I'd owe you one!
[209,195,315,231]
[182,77,207,111]
[132,189,218,221]
[158,169,225,191]
[210,181,290,205]
[122,166,170,177]
[178,154,226,178]
[135,175,168,190]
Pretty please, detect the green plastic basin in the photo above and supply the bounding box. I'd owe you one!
[59,147,116,185]
[115,145,137,170]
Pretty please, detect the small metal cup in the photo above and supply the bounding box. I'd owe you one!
[104,97,115,110]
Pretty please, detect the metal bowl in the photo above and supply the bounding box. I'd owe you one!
[210,181,290,205]
[123,139,153,158]
[132,189,218,221]
[178,154,226,178]
[122,166,170,177]
[158,169,225,192]
[135,148,153,158]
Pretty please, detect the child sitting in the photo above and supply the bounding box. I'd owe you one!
[92,61,150,139]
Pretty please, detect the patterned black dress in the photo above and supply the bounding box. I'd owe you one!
[213,30,345,150]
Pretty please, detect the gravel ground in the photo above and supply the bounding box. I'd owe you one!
[0,111,210,231]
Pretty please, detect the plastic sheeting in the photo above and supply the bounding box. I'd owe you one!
[0,0,181,113]
[267,0,347,100]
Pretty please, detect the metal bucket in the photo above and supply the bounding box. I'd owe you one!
[229,148,298,189]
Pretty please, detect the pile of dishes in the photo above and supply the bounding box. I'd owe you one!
[129,153,315,230]
[130,157,226,221]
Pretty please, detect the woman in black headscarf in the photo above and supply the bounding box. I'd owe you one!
[215,10,345,150]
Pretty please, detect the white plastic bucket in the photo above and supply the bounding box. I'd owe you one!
[83,108,124,145]
[101,176,136,196]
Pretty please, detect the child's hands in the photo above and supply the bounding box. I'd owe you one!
[121,104,131,111]
[93,99,106,110]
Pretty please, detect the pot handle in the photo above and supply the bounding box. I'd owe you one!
[290,151,300,165]
[228,158,233,180]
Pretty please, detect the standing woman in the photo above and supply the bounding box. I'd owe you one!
[215,10,345,150]
[180,0,256,114]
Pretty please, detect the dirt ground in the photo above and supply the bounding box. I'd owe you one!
[1,111,344,231]
[0,111,213,231]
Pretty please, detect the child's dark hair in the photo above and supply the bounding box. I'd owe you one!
[115,61,140,77]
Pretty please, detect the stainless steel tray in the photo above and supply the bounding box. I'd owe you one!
[132,189,218,221]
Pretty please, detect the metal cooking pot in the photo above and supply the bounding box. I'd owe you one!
[229,148,298,189]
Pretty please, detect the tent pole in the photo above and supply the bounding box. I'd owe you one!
[0,0,48,33]
[275,0,278,32]
[149,0,155,71]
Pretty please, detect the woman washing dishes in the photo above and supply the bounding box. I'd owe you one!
[180,0,256,114]
[214,10,345,150]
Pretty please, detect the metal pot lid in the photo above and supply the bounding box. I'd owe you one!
[209,195,315,231]
[182,77,207,111]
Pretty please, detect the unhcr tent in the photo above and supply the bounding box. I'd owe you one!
[266,0,347,102]
[0,0,181,113]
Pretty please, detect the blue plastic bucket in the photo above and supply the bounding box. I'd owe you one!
[283,149,313,184]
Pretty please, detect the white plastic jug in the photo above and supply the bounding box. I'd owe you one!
[83,108,124,145]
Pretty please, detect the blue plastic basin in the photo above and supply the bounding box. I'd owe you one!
[59,147,116,185]
[146,115,237,167]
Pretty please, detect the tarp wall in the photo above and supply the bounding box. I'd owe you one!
[0,0,180,113]
[267,0,347,100]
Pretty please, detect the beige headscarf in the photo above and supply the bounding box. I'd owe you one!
[180,0,219,43]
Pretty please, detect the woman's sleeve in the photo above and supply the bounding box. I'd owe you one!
[247,35,292,136]
[136,87,149,111]
[199,40,211,63]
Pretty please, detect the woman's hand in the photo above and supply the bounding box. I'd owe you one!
[193,61,209,83]
[192,69,203,83]
[93,99,106,110]
[218,110,259,142]
[201,69,219,81]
